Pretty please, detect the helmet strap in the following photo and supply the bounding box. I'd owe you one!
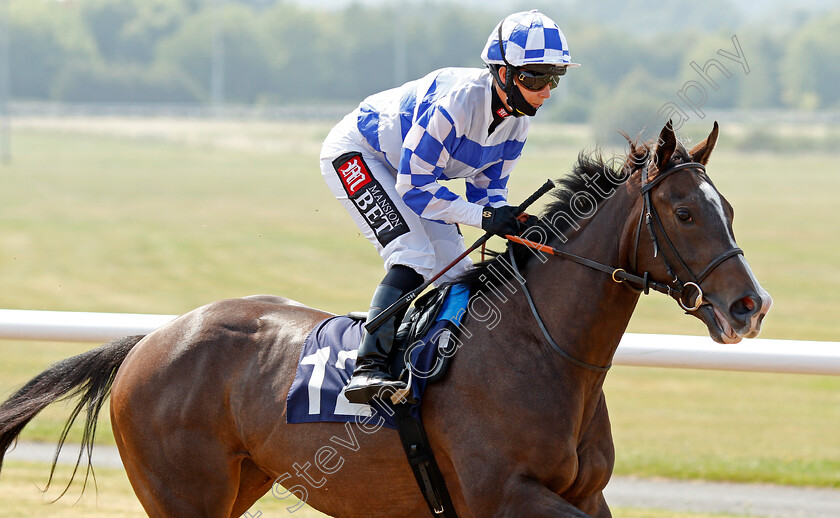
[506,81,538,117]
[494,21,538,117]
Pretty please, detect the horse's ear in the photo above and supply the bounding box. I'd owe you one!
[655,120,677,170]
[689,121,720,166]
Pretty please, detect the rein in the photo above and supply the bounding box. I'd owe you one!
[503,160,744,373]
[505,235,677,297]
[507,247,612,373]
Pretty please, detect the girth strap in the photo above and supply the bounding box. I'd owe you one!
[394,403,458,517]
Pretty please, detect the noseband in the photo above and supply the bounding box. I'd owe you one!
[632,160,743,311]
[505,159,743,372]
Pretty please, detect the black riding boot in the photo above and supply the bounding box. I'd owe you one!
[345,267,422,404]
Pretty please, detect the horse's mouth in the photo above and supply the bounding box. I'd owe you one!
[698,303,743,344]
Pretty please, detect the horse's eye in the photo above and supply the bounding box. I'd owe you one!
[676,208,692,222]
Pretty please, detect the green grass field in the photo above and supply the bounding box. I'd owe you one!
[0,118,838,515]
[0,460,759,518]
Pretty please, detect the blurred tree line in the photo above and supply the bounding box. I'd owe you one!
[4,0,840,131]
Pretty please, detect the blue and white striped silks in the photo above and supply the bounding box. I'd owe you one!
[355,67,528,228]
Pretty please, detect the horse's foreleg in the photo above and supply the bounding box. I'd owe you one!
[465,474,594,518]
[577,491,612,518]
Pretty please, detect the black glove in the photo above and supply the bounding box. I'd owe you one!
[481,205,522,237]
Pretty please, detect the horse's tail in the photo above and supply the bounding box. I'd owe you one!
[0,334,145,496]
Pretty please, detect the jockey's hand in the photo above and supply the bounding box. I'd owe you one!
[481,205,522,237]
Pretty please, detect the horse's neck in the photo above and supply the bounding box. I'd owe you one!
[522,184,641,372]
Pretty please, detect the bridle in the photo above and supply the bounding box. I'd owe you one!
[505,159,744,372]
[632,159,743,311]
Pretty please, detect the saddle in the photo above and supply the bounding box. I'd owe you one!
[287,285,465,517]
[348,283,460,396]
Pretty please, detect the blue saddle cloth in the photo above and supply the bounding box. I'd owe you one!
[286,284,469,429]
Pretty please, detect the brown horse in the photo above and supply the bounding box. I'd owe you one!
[0,122,771,517]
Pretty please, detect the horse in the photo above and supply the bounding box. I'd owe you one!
[0,121,771,517]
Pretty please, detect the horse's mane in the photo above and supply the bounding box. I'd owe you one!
[453,146,641,294]
[453,132,701,294]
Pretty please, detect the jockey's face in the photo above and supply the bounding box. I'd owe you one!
[496,66,552,112]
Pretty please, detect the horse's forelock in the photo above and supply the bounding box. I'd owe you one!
[622,134,652,175]
[626,134,694,182]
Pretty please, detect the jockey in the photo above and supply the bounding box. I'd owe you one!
[320,10,579,404]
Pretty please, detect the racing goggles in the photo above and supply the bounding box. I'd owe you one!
[516,67,566,91]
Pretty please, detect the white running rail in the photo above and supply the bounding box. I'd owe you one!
[0,309,838,375]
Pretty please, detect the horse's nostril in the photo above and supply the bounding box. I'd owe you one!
[741,296,756,313]
[730,294,759,321]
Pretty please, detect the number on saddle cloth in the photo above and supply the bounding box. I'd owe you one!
[285,284,469,428]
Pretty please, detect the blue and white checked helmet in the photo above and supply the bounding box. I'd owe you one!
[481,10,580,70]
